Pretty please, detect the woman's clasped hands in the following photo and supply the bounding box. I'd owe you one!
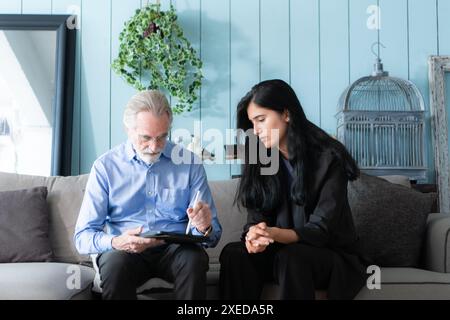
[245,222,275,253]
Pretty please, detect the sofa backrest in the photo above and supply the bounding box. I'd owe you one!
[3,170,435,269]
[0,171,90,264]
[206,179,247,264]
[0,171,246,265]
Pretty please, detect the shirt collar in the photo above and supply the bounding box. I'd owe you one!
[125,140,136,161]
[125,139,173,162]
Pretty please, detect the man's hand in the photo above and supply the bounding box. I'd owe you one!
[186,201,212,234]
[245,222,274,254]
[111,226,164,253]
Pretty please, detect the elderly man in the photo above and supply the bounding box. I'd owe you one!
[74,90,222,300]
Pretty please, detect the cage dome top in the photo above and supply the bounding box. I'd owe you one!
[338,58,424,112]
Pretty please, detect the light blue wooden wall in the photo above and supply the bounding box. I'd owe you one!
[1,0,448,182]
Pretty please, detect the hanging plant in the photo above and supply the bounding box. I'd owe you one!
[112,3,202,114]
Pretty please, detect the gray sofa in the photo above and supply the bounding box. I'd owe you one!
[1,171,450,300]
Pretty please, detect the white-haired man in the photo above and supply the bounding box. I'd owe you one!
[74,90,222,299]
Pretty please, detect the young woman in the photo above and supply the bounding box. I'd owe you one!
[219,79,367,300]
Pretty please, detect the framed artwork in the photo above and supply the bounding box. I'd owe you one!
[428,55,450,213]
[0,14,76,176]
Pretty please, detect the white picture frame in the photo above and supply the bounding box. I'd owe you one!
[428,55,450,213]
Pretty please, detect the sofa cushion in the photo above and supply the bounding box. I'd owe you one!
[0,187,53,263]
[0,262,95,299]
[354,267,450,300]
[0,172,90,264]
[348,173,436,267]
[45,174,90,263]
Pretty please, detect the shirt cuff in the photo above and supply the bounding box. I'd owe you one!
[192,227,204,236]
[98,233,115,252]
[192,226,216,247]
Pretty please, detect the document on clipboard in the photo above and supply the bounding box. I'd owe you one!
[139,231,209,244]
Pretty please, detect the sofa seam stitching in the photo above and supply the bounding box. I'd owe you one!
[445,227,450,273]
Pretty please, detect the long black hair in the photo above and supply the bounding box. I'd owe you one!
[236,79,359,212]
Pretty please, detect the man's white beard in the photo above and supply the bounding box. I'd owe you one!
[137,148,161,164]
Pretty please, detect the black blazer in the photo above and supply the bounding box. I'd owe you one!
[242,148,367,299]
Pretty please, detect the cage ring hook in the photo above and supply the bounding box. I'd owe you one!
[371,41,386,58]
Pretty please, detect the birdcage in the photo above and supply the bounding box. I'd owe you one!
[336,57,426,181]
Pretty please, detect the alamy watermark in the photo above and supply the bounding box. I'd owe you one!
[367,5,381,30]
[66,265,81,290]
[170,123,280,175]
[366,265,381,290]
[66,4,81,30]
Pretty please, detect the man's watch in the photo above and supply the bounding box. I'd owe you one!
[200,225,213,237]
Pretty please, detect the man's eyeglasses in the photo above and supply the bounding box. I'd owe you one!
[137,132,169,144]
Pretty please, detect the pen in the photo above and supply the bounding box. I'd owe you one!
[185,190,201,234]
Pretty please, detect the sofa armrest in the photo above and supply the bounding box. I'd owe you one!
[425,213,450,273]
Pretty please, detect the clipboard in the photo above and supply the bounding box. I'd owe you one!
[139,231,209,244]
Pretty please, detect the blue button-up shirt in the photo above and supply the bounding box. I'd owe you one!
[74,140,222,254]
